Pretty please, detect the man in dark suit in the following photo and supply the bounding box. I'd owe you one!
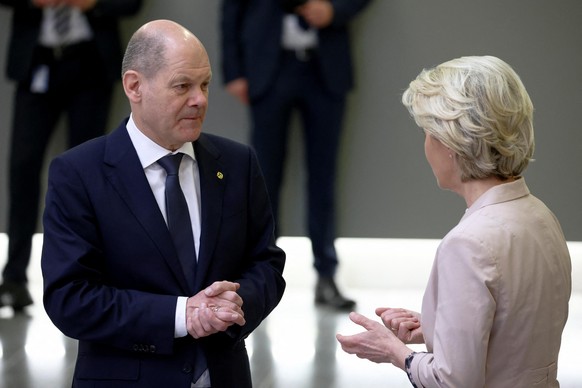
[0,0,142,311]
[221,0,371,310]
[41,20,286,388]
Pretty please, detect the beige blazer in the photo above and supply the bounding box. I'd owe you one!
[408,178,572,387]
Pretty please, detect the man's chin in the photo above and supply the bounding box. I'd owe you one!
[180,126,202,142]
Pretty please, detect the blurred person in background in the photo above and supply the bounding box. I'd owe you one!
[221,0,371,311]
[0,0,142,311]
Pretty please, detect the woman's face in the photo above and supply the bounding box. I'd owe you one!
[424,132,459,191]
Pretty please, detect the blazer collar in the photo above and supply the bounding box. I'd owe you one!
[103,122,228,293]
[103,121,193,293]
[462,178,530,221]
[193,134,226,288]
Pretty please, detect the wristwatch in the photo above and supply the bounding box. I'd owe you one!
[405,351,419,388]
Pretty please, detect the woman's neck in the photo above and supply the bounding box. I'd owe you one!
[458,176,516,208]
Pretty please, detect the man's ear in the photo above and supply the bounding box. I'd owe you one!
[123,70,142,102]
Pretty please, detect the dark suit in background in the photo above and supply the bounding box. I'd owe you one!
[0,0,142,310]
[221,0,371,309]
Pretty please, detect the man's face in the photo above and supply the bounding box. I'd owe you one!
[136,41,212,151]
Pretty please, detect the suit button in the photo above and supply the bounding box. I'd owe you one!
[182,363,192,373]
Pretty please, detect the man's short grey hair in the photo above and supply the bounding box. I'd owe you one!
[121,29,167,79]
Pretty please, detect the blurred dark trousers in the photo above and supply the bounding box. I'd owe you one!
[3,41,113,284]
[250,50,346,278]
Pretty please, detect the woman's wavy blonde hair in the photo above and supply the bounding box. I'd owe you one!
[402,55,534,181]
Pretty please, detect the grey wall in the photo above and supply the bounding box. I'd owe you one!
[1,0,581,241]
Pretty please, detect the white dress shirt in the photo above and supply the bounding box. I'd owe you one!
[125,115,201,339]
[281,14,318,50]
[39,6,93,47]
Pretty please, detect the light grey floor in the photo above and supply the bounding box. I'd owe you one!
[1,235,581,388]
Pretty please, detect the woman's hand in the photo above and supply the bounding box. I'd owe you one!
[376,307,424,344]
[336,312,413,370]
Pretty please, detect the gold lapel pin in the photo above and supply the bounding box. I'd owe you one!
[216,171,224,180]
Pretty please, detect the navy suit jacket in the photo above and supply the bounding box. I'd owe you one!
[220,0,371,98]
[41,120,286,388]
[0,0,142,82]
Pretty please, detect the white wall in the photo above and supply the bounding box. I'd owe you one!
[1,0,581,240]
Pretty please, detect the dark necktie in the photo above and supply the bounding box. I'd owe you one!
[54,5,71,37]
[157,154,207,384]
[158,153,197,290]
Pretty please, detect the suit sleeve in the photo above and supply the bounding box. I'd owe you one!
[41,155,179,356]
[86,0,143,17]
[220,0,248,84]
[0,0,142,15]
[0,0,32,8]
[410,233,495,387]
[330,0,372,26]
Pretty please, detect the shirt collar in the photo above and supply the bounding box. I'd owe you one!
[461,177,530,221]
[126,114,196,169]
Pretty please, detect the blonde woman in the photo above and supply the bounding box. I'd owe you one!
[337,56,572,387]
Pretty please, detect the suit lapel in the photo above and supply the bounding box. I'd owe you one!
[103,124,192,293]
[194,135,226,289]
